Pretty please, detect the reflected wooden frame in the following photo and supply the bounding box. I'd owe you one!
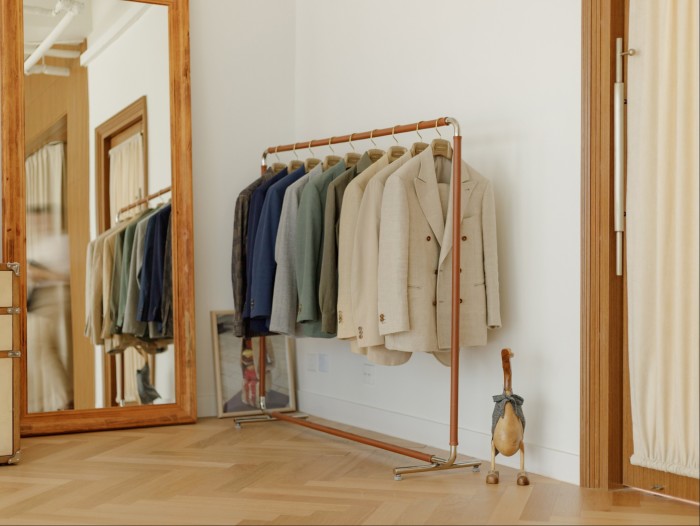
[210,311,297,419]
[0,0,197,435]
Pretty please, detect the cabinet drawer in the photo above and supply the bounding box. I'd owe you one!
[0,271,12,308]
[0,315,12,352]
[0,358,13,457]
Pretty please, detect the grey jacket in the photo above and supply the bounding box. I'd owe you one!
[268,163,322,335]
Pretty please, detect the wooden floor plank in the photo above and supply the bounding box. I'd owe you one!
[0,417,696,525]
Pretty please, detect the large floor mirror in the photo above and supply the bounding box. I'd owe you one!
[1,0,196,435]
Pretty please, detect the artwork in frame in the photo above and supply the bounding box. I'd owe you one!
[211,311,297,418]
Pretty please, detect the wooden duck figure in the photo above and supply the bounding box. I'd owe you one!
[486,348,529,485]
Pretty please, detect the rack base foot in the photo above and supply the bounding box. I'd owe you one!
[234,412,309,429]
[393,458,481,480]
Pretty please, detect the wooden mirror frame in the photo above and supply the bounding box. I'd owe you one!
[0,0,196,435]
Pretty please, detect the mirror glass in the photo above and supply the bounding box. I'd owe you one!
[23,0,174,412]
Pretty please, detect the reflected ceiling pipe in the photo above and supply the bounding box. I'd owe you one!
[24,5,58,17]
[24,46,81,59]
[24,0,85,74]
[26,64,71,77]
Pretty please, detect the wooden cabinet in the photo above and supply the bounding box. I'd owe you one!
[0,263,20,465]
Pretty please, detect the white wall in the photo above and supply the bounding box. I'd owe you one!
[190,0,297,415]
[190,0,581,484]
[87,5,174,405]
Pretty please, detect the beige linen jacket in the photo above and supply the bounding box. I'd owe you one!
[350,151,413,365]
[335,154,389,352]
[377,147,501,355]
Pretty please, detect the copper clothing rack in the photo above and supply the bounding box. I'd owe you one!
[115,186,171,222]
[235,117,481,480]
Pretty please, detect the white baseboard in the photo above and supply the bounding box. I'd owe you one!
[298,389,579,485]
[197,393,218,418]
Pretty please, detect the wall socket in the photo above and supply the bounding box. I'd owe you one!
[306,352,317,372]
[363,363,375,385]
[317,353,330,373]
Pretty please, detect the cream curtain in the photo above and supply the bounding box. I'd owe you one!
[109,133,145,224]
[627,0,699,478]
[25,142,73,413]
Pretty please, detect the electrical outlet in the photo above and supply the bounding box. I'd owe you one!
[306,352,317,372]
[363,363,375,385]
[318,353,330,373]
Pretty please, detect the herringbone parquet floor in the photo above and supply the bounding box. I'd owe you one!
[0,417,697,525]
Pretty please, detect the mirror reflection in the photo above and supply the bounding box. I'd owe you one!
[23,0,175,412]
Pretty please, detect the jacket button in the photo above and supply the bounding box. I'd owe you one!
[432,300,437,306]
[338,311,343,323]
[434,269,438,275]
[460,268,462,273]
[426,235,431,241]
[379,314,385,322]
[460,298,463,304]
[358,326,363,338]
[461,235,467,241]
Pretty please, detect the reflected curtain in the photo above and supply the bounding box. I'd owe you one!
[109,133,145,224]
[25,142,73,413]
[627,0,699,478]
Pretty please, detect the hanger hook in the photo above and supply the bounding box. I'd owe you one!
[348,133,356,151]
[292,144,299,160]
[434,119,442,138]
[275,146,281,162]
[370,129,377,148]
[308,141,315,157]
[392,126,399,144]
[416,122,424,142]
[328,137,335,154]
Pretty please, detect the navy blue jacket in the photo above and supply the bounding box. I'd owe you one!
[250,165,306,325]
[243,168,288,334]
[136,204,171,326]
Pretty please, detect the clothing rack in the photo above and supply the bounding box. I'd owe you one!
[235,117,481,480]
[115,186,171,223]
[111,185,171,406]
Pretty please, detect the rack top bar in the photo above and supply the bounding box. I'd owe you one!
[265,117,458,155]
[117,185,172,217]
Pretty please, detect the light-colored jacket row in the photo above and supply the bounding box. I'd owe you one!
[270,145,501,366]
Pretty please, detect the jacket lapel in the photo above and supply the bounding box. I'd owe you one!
[439,161,474,267]
[414,149,445,245]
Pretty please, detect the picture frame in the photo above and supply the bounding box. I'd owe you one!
[211,311,297,418]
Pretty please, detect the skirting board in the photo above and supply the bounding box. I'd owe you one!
[298,389,580,485]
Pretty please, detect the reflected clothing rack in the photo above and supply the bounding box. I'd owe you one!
[116,186,171,224]
[235,117,481,479]
[100,186,173,407]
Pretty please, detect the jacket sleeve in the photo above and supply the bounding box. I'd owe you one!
[250,191,282,319]
[481,181,501,328]
[378,176,410,336]
[269,191,296,334]
[230,195,247,336]
[318,186,338,333]
[295,185,321,323]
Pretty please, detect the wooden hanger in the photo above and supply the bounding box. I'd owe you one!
[285,145,304,172]
[410,122,429,156]
[323,137,343,170]
[387,126,407,163]
[365,129,385,162]
[304,141,322,172]
[343,133,362,168]
[430,120,453,160]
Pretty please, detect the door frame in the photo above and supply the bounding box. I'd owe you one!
[580,0,626,489]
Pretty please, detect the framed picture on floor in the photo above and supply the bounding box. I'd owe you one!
[211,311,297,418]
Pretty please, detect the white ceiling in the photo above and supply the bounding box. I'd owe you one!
[24,0,135,47]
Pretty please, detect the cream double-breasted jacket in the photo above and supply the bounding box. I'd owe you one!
[377,147,501,355]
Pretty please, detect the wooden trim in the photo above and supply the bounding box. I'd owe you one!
[95,95,149,233]
[580,0,626,489]
[2,0,197,436]
[25,116,67,158]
